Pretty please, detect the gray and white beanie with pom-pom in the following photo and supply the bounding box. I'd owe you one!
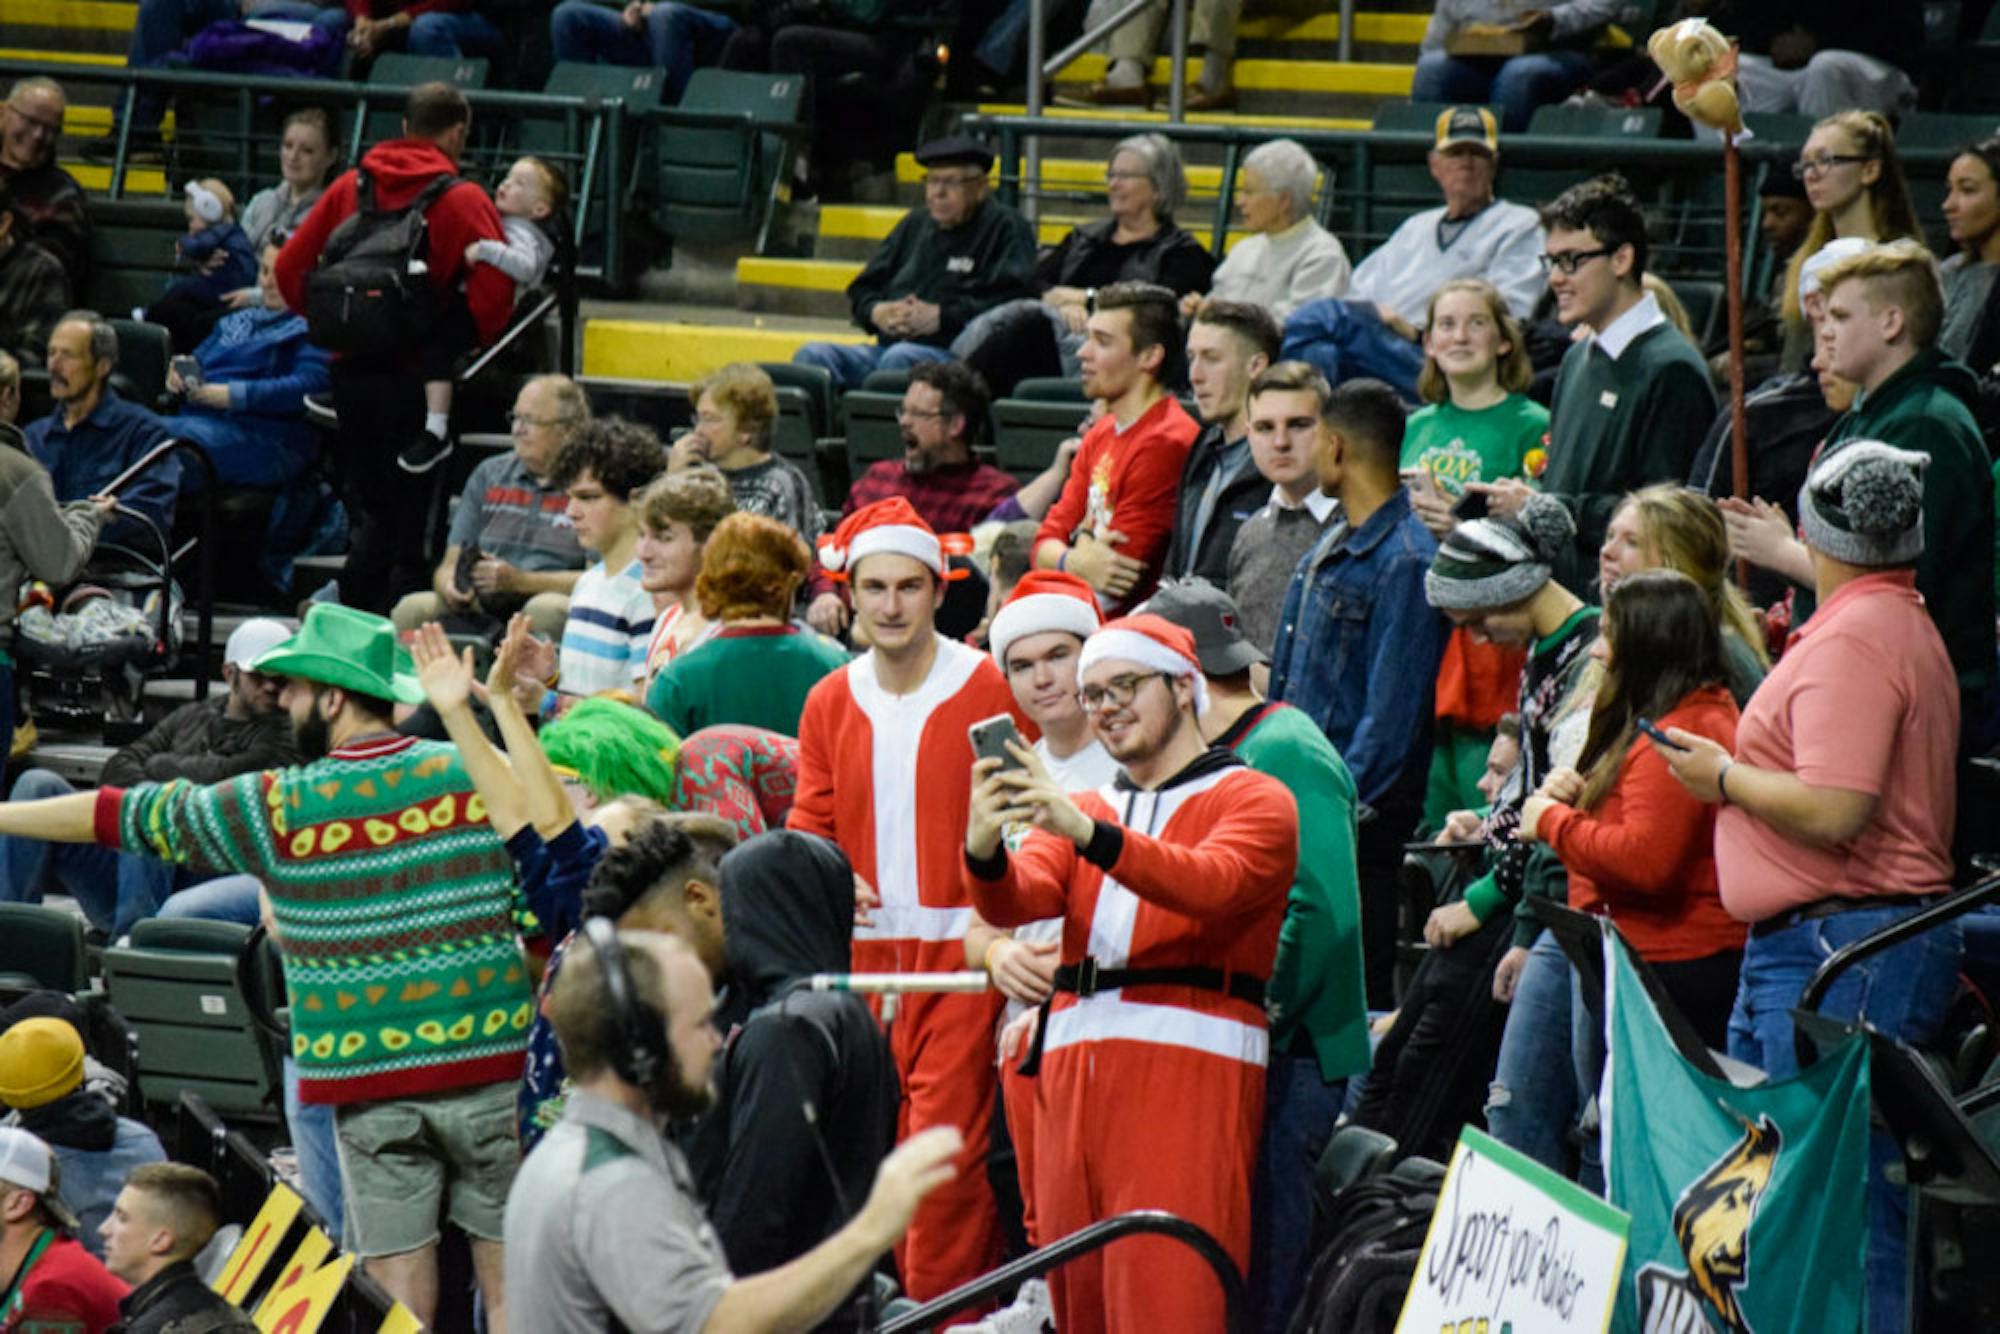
[1800,440,1929,568]
[1424,491,1578,611]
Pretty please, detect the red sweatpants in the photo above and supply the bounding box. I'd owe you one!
[1033,1040,1264,1334]
[857,936,1006,1307]
[1001,1049,1041,1246]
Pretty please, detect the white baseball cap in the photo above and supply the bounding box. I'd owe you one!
[0,1128,78,1230]
[225,617,294,671]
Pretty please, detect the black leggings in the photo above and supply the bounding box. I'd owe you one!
[1649,947,1745,1054]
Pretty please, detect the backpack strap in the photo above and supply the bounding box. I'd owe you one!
[411,171,463,215]
[353,165,376,213]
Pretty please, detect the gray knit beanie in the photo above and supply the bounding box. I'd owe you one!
[1425,491,1577,611]
[1799,440,1927,567]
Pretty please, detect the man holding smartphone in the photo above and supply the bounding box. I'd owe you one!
[788,496,1028,1306]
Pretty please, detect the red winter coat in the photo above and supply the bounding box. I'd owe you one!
[274,137,514,351]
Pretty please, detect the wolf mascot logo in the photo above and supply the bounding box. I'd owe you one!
[1635,1112,1782,1334]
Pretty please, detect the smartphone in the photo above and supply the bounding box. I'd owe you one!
[1401,468,1439,501]
[171,355,202,392]
[969,714,1027,774]
[1451,488,1490,522]
[1635,717,1689,751]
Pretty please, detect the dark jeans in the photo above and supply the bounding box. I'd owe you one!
[721,23,917,172]
[1279,299,1427,403]
[1354,794,1423,1010]
[329,360,434,615]
[1249,1050,1345,1334]
[0,768,177,937]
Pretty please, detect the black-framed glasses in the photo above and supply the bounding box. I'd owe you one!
[895,406,948,422]
[1792,153,1871,180]
[1537,247,1614,275]
[1077,671,1168,714]
[507,411,574,432]
[3,102,61,139]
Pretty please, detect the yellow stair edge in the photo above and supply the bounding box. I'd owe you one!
[63,106,177,134]
[969,103,1371,132]
[892,152,1330,191]
[7,0,138,31]
[1237,11,1430,44]
[582,319,868,382]
[60,159,166,193]
[737,256,861,292]
[0,47,126,66]
[818,202,1246,251]
[1053,53,1413,96]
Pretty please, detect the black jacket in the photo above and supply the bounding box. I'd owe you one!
[688,831,898,1331]
[1035,217,1216,297]
[1162,421,1269,587]
[112,1260,256,1333]
[1687,369,1835,608]
[99,695,297,788]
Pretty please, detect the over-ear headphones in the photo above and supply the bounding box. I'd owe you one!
[581,916,672,1093]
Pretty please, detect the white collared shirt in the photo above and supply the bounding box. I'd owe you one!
[1268,484,1339,524]
[1588,290,1667,361]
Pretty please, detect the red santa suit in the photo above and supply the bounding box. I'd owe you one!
[965,619,1298,1334]
[788,498,1026,1303]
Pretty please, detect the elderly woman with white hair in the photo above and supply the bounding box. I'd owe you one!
[1180,138,1349,324]
[953,133,1215,392]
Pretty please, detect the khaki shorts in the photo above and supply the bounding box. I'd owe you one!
[334,1080,519,1257]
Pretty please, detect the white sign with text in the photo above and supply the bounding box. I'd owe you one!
[1396,1126,1630,1334]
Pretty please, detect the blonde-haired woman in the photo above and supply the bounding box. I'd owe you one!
[1401,277,1548,822]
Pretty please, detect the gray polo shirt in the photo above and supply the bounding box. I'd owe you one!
[503,1088,732,1332]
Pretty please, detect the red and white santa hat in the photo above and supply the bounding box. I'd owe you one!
[988,570,1102,668]
[1077,613,1208,715]
[817,496,944,578]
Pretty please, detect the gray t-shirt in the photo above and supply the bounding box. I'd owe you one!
[503,1088,733,1333]
[1940,253,1997,364]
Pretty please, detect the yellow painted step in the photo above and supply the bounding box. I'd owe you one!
[59,159,166,192]
[891,152,1335,194]
[737,256,861,292]
[818,202,1249,252]
[1237,11,1429,44]
[7,0,138,30]
[0,47,125,66]
[63,106,177,135]
[582,319,868,382]
[1053,53,1412,97]
[969,103,1371,132]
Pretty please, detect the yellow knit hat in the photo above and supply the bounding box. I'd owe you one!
[0,1018,85,1109]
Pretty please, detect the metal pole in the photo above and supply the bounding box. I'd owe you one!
[1026,0,1044,226]
[1042,0,1156,78]
[1724,134,1749,591]
[1167,0,1187,122]
[1338,0,1355,62]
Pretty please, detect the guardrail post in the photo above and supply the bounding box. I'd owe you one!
[1025,0,1044,224]
[1339,0,1355,62]
[1166,0,1187,122]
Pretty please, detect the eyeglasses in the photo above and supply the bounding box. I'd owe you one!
[895,406,948,422]
[1537,247,1614,275]
[1077,671,1168,713]
[1105,169,1149,183]
[1792,153,1871,180]
[3,102,61,140]
[507,411,573,432]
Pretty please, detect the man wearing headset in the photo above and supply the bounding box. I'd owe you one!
[503,925,963,1333]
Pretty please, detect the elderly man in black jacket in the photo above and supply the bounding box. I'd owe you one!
[0,617,296,938]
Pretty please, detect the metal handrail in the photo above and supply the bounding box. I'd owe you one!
[876,1209,1247,1332]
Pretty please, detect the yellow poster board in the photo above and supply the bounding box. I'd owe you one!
[253,1227,354,1334]
[215,1184,305,1307]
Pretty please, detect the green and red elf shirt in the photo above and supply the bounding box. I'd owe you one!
[94,733,533,1106]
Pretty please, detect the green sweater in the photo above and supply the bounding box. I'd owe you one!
[645,625,850,739]
[1544,322,1717,597]
[1221,701,1369,1083]
[1400,393,1549,497]
[99,733,532,1106]
[1807,348,1996,692]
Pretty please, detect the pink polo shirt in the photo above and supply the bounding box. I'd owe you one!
[1716,570,1958,923]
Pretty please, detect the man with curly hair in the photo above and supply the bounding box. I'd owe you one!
[547,416,667,706]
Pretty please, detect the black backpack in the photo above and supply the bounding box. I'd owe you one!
[304,166,460,357]
[1286,1175,1440,1334]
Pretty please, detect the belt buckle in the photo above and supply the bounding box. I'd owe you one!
[1074,955,1100,998]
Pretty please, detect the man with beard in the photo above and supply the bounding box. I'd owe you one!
[964,613,1296,1334]
[806,360,1018,638]
[25,312,176,547]
[0,603,532,1330]
[505,925,963,1333]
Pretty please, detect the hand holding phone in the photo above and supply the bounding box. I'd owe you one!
[1635,717,1689,751]
[969,714,1027,774]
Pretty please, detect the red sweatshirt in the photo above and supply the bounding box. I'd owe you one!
[1539,685,1747,963]
[1035,393,1198,612]
[275,138,514,349]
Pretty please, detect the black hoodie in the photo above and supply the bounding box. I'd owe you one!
[688,831,898,1330]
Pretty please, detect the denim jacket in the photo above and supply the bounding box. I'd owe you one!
[1268,487,1447,808]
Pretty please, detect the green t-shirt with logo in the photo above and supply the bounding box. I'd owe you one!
[1399,393,1550,498]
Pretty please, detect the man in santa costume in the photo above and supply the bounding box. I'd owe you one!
[963,613,1298,1334]
[788,495,1025,1304]
[963,569,1118,1252]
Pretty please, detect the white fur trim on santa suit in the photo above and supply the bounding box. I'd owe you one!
[1077,628,1209,716]
[988,594,1102,668]
[818,524,943,575]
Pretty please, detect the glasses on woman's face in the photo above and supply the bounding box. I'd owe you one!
[1076,671,1167,714]
[1792,153,1870,181]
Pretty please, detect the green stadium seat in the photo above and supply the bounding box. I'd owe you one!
[524,62,666,192]
[85,199,184,320]
[0,903,88,994]
[102,924,283,1120]
[362,54,491,150]
[771,385,827,506]
[109,318,173,406]
[1896,113,2000,150]
[992,399,1086,486]
[1740,113,1817,149]
[839,390,905,478]
[1506,104,1663,208]
[649,68,805,250]
[1010,377,1088,404]
[1670,277,1723,350]
[759,361,836,438]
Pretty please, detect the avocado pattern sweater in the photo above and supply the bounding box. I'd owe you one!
[95,733,532,1106]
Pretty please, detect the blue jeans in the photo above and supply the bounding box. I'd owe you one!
[283,1057,345,1240]
[156,872,265,926]
[406,10,503,58]
[128,0,349,128]
[1568,961,1607,1195]
[1409,48,1596,134]
[1280,299,1426,403]
[549,0,738,103]
[792,339,952,390]
[1484,930,1576,1175]
[0,768,178,937]
[1249,1053,1345,1334]
[1728,903,1964,1334]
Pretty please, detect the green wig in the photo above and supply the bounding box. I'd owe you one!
[538,697,682,806]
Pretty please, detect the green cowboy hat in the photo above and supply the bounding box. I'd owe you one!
[253,603,424,706]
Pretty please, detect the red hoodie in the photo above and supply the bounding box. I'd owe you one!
[275,137,514,351]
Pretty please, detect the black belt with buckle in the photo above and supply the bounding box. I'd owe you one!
[1749,893,1940,940]
[1014,957,1266,1076]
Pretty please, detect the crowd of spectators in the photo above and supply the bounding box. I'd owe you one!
[0,0,1996,1319]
